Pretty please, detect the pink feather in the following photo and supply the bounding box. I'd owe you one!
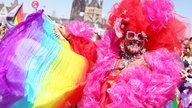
[65,20,94,41]
[142,0,174,31]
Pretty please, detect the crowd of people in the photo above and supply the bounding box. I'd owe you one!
[0,23,9,40]
[0,0,192,108]
[180,38,192,107]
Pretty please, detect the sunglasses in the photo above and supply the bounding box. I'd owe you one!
[125,31,147,41]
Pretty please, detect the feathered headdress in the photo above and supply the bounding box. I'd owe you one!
[107,0,191,54]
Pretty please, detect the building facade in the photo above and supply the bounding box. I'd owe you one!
[84,0,103,24]
[70,0,86,20]
[70,0,104,24]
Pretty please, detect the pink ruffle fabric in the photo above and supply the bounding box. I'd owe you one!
[113,18,124,38]
[64,20,97,72]
[107,0,190,54]
[78,30,183,108]
[77,30,120,108]
[96,30,120,62]
[65,19,94,41]
[142,0,174,31]
[107,49,182,108]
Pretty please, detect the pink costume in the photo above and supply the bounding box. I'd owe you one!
[77,0,191,107]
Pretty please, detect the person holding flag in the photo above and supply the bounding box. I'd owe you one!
[0,9,97,108]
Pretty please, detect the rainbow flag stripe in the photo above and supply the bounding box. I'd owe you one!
[6,4,24,27]
[13,4,24,25]
[0,10,88,108]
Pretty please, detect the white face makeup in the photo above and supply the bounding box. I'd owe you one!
[123,31,147,55]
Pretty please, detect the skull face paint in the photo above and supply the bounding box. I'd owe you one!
[123,31,147,55]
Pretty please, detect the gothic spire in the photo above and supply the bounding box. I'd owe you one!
[90,0,99,7]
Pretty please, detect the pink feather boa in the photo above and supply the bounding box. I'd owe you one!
[78,30,183,108]
[142,0,174,31]
[65,20,94,41]
[107,49,182,108]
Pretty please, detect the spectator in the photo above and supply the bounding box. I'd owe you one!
[181,47,192,68]
[189,37,192,53]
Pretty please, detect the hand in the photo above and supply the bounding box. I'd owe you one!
[57,25,70,40]
[180,69,188,79]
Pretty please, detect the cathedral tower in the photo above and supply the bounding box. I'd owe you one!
[70,0,104,24]
[70,0,85,20]
[84,0,103,24]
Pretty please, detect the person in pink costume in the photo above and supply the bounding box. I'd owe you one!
[77,0,191,107]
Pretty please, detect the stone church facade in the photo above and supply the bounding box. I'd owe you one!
[70,0,104,24]
[70,0,86,20]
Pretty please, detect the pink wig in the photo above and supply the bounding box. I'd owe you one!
[107,0,191,54]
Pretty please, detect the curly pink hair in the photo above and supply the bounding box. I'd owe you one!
[107,0,191,54]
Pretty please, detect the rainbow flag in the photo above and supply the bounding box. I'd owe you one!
[0,10,88,108]
[6,3,24,27]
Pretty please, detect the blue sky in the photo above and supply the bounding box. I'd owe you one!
[1,0,119,19]
[1,0,192,22]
